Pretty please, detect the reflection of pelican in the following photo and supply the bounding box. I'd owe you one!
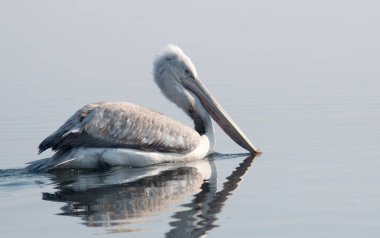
[28,45,259,171]
[43,160,213,232]
[42,154,256,235]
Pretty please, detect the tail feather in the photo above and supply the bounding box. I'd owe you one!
[26,158,51,173]
[27,150,73,173]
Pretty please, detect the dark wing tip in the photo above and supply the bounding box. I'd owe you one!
[38,137,56,154]
[38,142,48,154]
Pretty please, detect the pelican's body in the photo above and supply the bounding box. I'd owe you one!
[27,45,259,172]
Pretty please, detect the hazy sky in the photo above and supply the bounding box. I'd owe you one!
[0,0,379,167]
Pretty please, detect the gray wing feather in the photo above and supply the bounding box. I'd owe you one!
[38,104,97,153]
[39,102,201,154]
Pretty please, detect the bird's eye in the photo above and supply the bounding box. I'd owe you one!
[184,69,193,78]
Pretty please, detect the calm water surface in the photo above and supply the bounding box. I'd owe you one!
[0,1,379,237]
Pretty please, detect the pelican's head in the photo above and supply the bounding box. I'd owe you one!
[153,44,260,154]
[154,45,198,82]
[153,45,199,114]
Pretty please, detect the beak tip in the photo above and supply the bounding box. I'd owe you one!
[250,148,262,156]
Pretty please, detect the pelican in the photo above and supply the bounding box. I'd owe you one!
[27,45,260,171]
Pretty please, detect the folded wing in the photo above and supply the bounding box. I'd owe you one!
[39,102,201,154]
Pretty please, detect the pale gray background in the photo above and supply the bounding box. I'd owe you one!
[0,0,379,237]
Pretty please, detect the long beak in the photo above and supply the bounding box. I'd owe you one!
[184,77,261,154]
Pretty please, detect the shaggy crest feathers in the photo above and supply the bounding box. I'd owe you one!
[155,44,186,62]
[153,44,198,79]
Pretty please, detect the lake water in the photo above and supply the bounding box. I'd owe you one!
[0,1,379,237]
